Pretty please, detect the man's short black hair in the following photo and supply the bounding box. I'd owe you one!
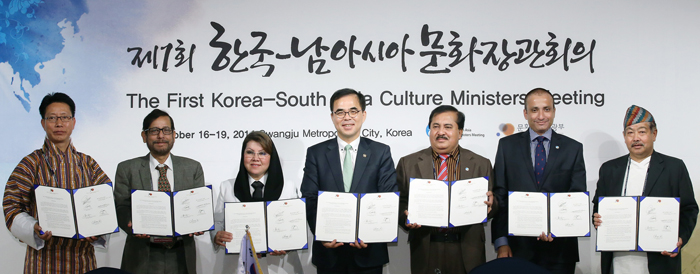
[429,105,465,130]
[329,88,366,112]
[524,88,555,110]
[39,92,75,119]
[142,109,175,130]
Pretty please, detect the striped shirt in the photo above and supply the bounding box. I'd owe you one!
[3,138,112,274]
[432,146,461,181]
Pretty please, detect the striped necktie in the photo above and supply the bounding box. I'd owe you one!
[437,154,449,181]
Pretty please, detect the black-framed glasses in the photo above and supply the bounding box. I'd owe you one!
[245,150,269,159]
[143,127,173,136]
[333,109,361,119]
[44,116,73,123]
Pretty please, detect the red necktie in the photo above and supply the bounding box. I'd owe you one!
[437,154,449,181]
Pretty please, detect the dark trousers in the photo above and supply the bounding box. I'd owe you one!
[147,243,189,274]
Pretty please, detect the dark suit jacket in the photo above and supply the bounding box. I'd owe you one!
[592,151,698,274]
[397,147,496,273]
[491,130,586,264]
[114,154,205,274]
[300,137,398,269]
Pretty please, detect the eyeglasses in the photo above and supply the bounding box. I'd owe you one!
[44,116,73,123]
[143,127,173,136]
[333,109,361,119]
[245,150,269,159]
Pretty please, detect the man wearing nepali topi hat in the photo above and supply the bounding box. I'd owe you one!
[592,105,698,274]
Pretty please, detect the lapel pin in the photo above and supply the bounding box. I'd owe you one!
[555,146,560,149]
[465,167,469,171]
[363,154,367,157]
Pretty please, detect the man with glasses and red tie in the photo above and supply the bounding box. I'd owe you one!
[114,109,205,274]
[491,88,586,274]
[396,105,496,274]
[301,88,398,274]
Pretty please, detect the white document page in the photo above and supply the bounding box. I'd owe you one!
[315,191,358,243]
[508,191,548,237]
[637,197,680,252]
[173,186,214,236]
[225,202,267,254]
[407,179,449,227]
[131,190,173,236]
[357,192,399,243]
[449,178,488,227]
[73,184,119,238]
[549,192,590,237]
[596,196,638,251]
[35,185,77,238]
[266,199,308,251]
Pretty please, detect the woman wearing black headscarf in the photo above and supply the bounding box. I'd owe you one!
[211,131,303,274]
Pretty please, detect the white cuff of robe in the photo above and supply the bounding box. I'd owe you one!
[10,212,44,250]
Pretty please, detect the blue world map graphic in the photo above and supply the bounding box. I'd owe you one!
[1,0,87,112]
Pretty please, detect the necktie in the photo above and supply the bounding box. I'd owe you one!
[155,165,175,247]
[156,165,171,192]
[252,181,264,199]
[437,154,449,181]
[534,136,547,184]
[343,144,354,192]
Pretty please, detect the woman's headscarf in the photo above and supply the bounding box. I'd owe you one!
[232,131,284,202]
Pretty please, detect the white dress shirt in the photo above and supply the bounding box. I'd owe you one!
[612,156,651,274]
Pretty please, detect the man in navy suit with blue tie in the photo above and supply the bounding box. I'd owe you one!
[301,88,397,274]
[491,88,586,274]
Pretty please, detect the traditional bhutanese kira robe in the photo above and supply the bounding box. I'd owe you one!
[3,138,111,274]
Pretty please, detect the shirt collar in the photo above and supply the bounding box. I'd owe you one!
[149,153,173,170]
[529,127,553,142]
[337,136,361,152]
[42,137,76,160]
[432,145,461,160]
[248,173,268,185]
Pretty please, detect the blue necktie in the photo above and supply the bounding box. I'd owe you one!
[534,136,547,184]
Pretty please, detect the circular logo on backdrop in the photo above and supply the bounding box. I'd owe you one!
[496,123,515,137]
[425,125,430,136]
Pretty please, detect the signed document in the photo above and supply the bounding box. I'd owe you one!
[549,192,590,237]
[225,202,267,253]
[173,186,214,236]
[35,185,78,238]
[357,192,399,243]
[131,190,173,236]
[315,191,358,243]
[407,179,449,227]
[35,184,119,239]
[596,196,638,251]
[508,191,548,237]
[72,184,119,238]
[266,199,308,252]
[637,197,680,252]
[449,178,488,227]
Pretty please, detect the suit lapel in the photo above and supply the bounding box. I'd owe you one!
[644,151,664,195]
[139,155,153,191]
[459,148,474,180]
[171,155,183,191]
[610,157,627,195]
[520,132,538,188]
[325,141,345,192]
[417,149,434,179]
[350,138,370,193]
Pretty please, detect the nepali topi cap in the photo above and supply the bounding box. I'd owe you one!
[624,105,654,129]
